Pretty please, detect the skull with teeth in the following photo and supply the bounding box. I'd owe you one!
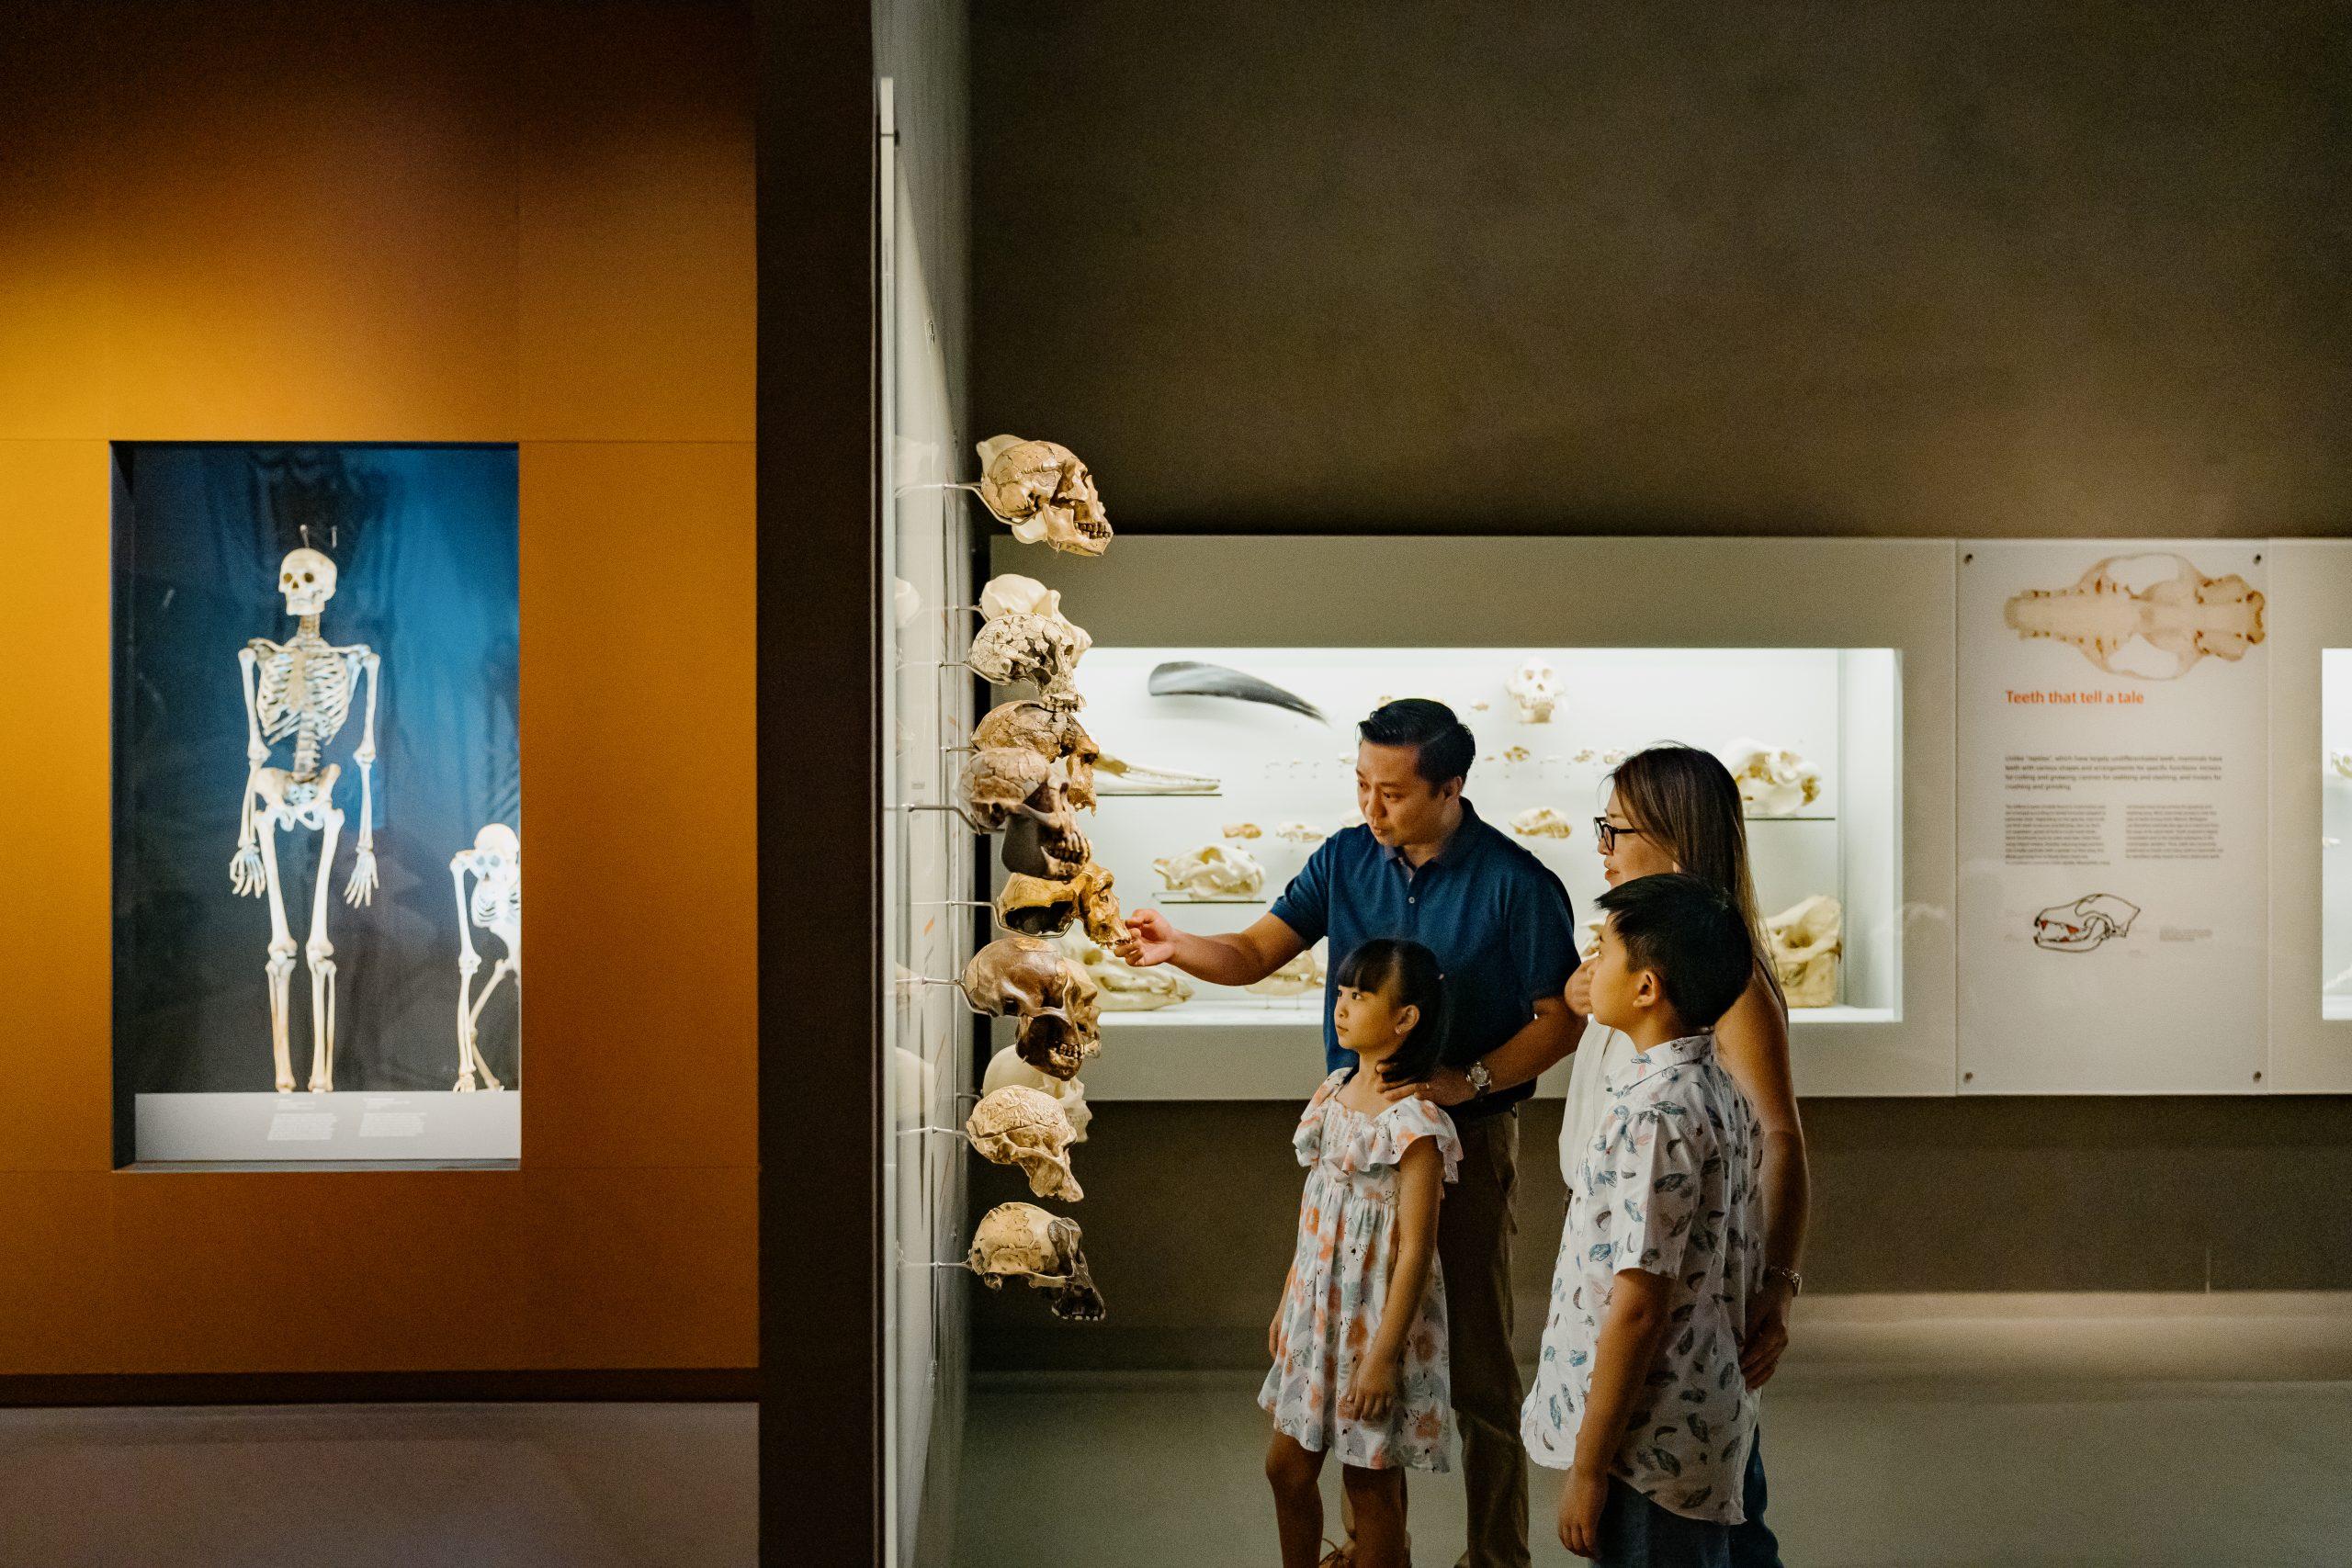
[969,611,1086,697]
[1508,657,1558,724]
[996,860,1123,947]
[960,935,1101,1079]
[959,747,1053,830]
[967,1201,1106,1321]
[978,574,1093,661]
[984,1043,1091,1142]
[974,436,1112,557]
[1001,780,1092,880]
[277,547,340,616]
[965,1086,1083,1201]
[976,699,1098,809]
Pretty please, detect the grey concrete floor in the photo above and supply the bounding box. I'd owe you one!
[0,1402,755,1568]
[956,1294,2352,1568]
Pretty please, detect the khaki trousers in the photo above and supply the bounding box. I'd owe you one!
[1440,1109,1529,1568]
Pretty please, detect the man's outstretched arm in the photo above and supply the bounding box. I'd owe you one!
[1117,909,1306,988]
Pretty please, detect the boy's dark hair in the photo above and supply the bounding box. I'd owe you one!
[1593,872,1754,1032]
[1333,938,1449,1086]
[1357,699,1475,790]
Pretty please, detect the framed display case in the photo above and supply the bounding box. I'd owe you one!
[111,443,521,1165]
[2327,648,2352,1022]
[2267,538,2352,1092]
[991,535,1959,1100]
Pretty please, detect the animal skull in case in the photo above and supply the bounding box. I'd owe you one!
[974,436,1112,557]
[961,935,1102,1079]
[967,1202,1107,1321]
[959,746,1053,829]
[1508,657,1558,723]
[1510,807,1576,839]
[1724,739,1823,817]
[1247,945,1326,998]
[1765,895,1842,1008]
[984,1043,1091,1142]
[1060,930,1193,1014]
[969,610,1085,697]
[966,1086,1083,1201]
[2031,892,2140,953]
[1151,842,1267,897]
[997,861,1123,946]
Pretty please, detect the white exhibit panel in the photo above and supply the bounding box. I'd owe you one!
[996,535,1958,1100]
[2267,540,2352,1092]
[1958,542,2269,1095]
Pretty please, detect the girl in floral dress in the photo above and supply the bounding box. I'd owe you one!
[1262,939,1463,1568]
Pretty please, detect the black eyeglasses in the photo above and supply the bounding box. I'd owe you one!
[1592,818,1649,853]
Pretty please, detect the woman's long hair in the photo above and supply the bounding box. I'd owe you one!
[1606,744,1786,1014]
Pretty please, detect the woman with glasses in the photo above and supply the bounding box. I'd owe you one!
[1564,744,1810,1568]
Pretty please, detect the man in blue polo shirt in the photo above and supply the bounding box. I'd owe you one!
[1121,699,1584,1568]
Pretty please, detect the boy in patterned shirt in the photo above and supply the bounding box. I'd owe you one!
[1521,873,1766,1565]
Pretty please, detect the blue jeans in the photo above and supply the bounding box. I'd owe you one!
[1594,1478,1728,1568]
[1728,1429,1782,1568]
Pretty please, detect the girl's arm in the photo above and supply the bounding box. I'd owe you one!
[1341,1136,1442,1420]
[1713,966,1810,1388]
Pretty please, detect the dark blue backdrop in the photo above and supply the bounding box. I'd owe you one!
[113,446,521,1109]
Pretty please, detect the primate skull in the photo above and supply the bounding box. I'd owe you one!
[997,861,1122,947]
[1508,657,1558,724]
[278,547,340,616]
[974,699,1099,809]
[960,747,1052,830]
[984,1043,1091,1142]
[960,935,1101,1079]
[1000,781,1091,880]
[974,436,1112,557]
[967,1202,1107,1321]
[1765,894,1842,1008]
[965,1086,1083,1201]
[969,611,1086,696]
[978,573,1093,660]
[1724,739,1823,817]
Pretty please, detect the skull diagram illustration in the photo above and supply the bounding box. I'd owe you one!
[960,935,1101,1079]
[973,436,1112,557]
[967,1202,1106,1322]
[2031,892,2140,953]
[965,1086,1083,1201]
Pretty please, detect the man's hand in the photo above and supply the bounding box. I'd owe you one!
[1566,963,1595,1018]
[1558,1464,1609,1557]
[1740,1274,1795,1389]
[1115,908,1180,967]
[1338,1356,1397,1424]
[1379,1063,1475,1107]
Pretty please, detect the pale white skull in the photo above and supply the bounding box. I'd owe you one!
[984,1043,1092,1142]
[1150,843,1266,897]
[1765,895,1842,1008]
[978,573,1093,661]
[1510,807,1575,839]
[969,611,1085,696]
[974,436,1112,557]
[1507,657,1557,723]
[967,1202,1106,1321]
[277,547,340,615]
[966,1086,1082,1201]
[1724,739,1823,817]
[2330,750,2352,781]
[1246,944,1326,998]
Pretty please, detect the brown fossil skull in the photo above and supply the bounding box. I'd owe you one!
[967,1202,1107,1321]
[996,860,1123,946]
[1000,781,1091,880]
[974,436,1112,557]
[974,699,1099,809]
[959,746,1052,830]
[959,935,1101,1079]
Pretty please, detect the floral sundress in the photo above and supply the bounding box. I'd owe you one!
[1258,1068,1463,1471]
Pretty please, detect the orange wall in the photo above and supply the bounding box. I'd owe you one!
[0,2,755,1373]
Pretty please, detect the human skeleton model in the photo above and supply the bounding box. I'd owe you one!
[229,547,380,1094]
[2003,552,2266,679]
[449,823,520,1092]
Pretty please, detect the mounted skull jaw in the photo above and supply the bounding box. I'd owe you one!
[959,746,1053,830]
[965,1086,1082,1201]
[975,698,1099,810]
[974,436,1113,558]
[970,610,1086,700]
[960,935,1101,1079]
[1000,780,1092,879]
[967,1202,1107,1322]
[997,860,1123,947]
[983,1043,1091,1142]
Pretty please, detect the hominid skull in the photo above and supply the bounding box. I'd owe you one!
[960,935,1101,1079]
[978,573,1093,660]
[1508,657,1558,724]
[1765,894,1842,1009]
[1000,781,1091,880]
[974,699,1099,808]
[967,1202,1106,1321]
[974,436,1112,557]
[959,747,1052,830]
[965,1086,1082,1201]
[983,1043,1091,1142]
[997,860,1122,947]
[277,547,340,616]
[969,611,1085,697]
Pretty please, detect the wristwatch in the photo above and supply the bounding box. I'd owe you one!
[1763,1264,1804,1296]
[1464,1060,1493,1099]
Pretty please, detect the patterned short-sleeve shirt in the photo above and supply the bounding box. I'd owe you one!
[1521,1032,1764,1524]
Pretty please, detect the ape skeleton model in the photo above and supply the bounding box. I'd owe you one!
[449,823,520,1092]
[229,547,380,1094]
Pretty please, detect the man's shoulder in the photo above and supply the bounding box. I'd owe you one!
[1460,809,1568,891]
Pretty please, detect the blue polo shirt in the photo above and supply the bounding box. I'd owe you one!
[1268,799,1577,1122]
